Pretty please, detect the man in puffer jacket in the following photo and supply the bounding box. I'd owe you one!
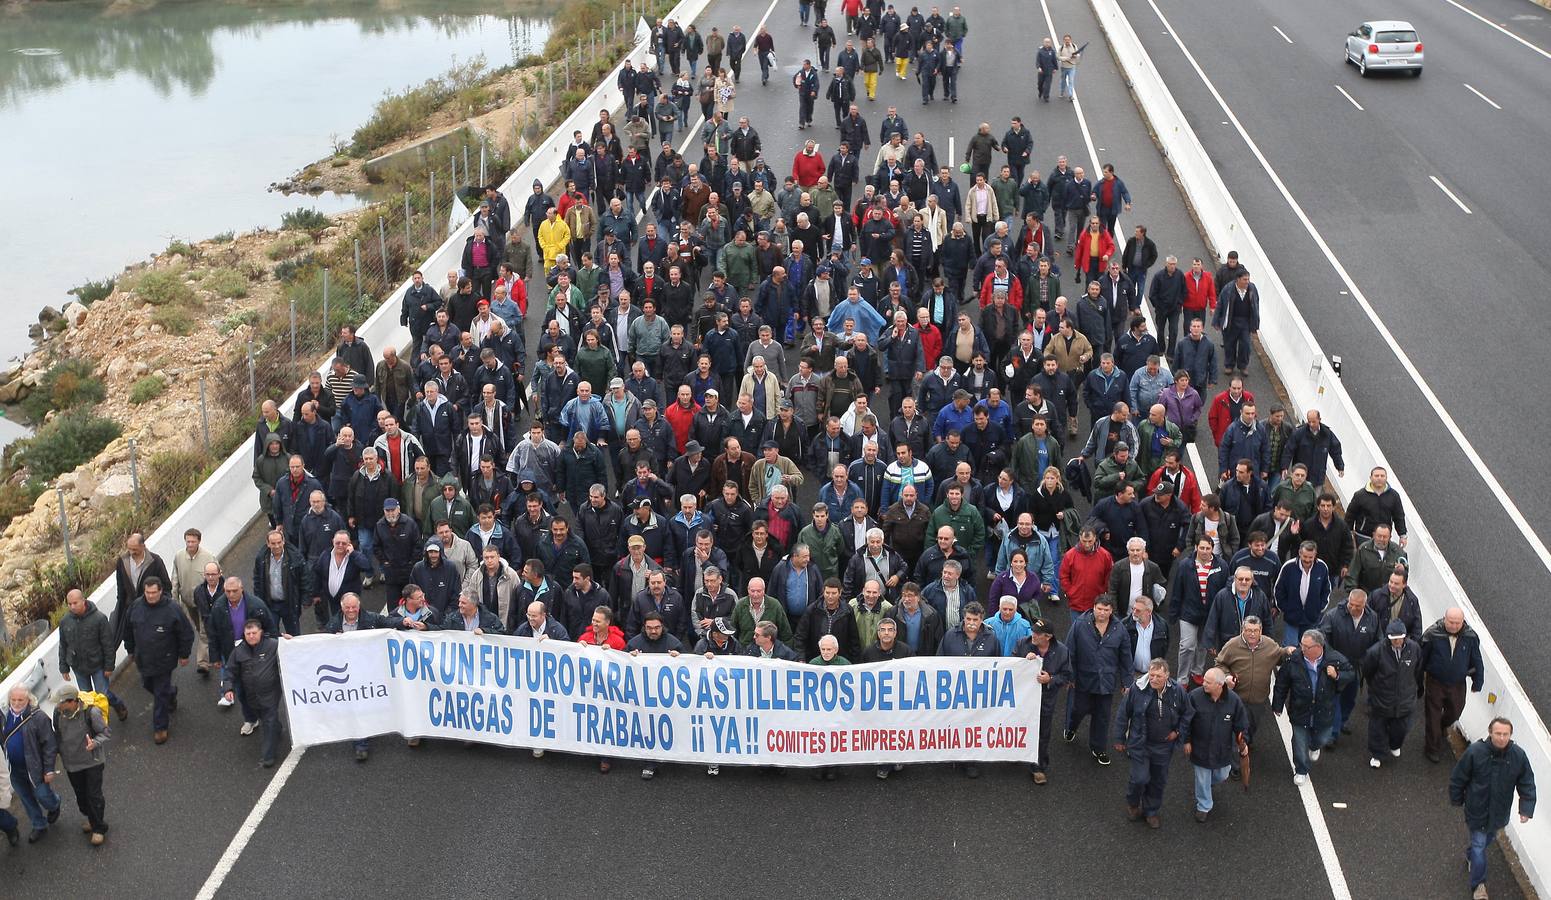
[50,682,111,844]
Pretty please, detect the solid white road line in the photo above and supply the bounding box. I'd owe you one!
[1180,446,1352,900]
[1462,82,1502,109]
[1429,175,1473,214]
[1272,25,1293,44]
[1440,0,1551,61]
[1333,85,1364,111]
[1142,0,1551,589]
[194,747,308,900]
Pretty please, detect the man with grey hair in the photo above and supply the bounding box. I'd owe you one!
[1272,628,1356,785]
[1182,666,1249,821]
[691,566,739,639]
[1117,658,1186,828]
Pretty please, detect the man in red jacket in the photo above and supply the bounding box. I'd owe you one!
[1207,378,1254,446]
[1060,527,1114,614]
[1182,257,1217,324]
[792,139,826,188]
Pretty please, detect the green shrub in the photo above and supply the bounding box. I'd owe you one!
[15,410,121,483]
[151,305,195,336]
[218,309,262,335]
[200,267,250,299]
[280,207,332,235]
[266,233,311,260]
[21,359,104,422]
[274,253,320,284]
[46,317,68,334]
[0,479,44,522]
[127,266,195,307]
[165,238,195,257]
[348,56,488,156]
[211,231,236,243]
[69,278,115,306]
[128,374,167,405]
[239,260,267,281]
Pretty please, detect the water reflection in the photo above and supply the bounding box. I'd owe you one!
[0,0,552,106]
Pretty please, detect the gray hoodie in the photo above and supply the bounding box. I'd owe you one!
[52,703,109,772]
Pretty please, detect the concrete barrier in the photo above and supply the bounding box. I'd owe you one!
[1088,0,1551,890]
[0,0,714,713]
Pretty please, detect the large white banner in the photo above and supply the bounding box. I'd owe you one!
[279,631,1044,766]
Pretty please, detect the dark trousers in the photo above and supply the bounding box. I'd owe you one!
[941,68,957,100]
[886,378,913,418]
[819,47,831,69]
[1126,746,1173,816]
[832,101,846,127]
[920,74,936,102]
[1037,68,1054,99]
[1155,305,1180,357]
[1222,324,1251,371]
[971,215,991,250]
[1050,206,1066,239]
[65,765,107,834]
[799,95,815,126]
[385,576,411,612]
[1424,676,1467,756]
[426,453,451,476]
[1066,688,1113,752]
[256,702,284,764]
[1367,712,1411,757]
[141,670,176,731]
[1031,701,1056,773]
[708,53,722,73]
[731,56,743,81]
[272,600,301,637]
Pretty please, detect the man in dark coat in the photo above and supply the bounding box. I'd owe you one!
[123,577,194,744]
[1272,628,1356,784]
[1181,667,1249,821]
[1361,621,1423,769]
[1449,717,1536,898]
[221,620,285,767]
[110,532,171,651]
[1013,617,1071,784]
[1064,596,1131,765]
[1117,658,1187,828]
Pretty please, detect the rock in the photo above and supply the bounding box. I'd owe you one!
[90,473,135,509]
[63,302,89,327]
[304,179,324,192]
[0,380,22,404]
[27,323,43,341]
[37,305,59,324]
[106,356,134,382]
[73,469,96,501]
[20,370,41,387]
[131,360,150,378]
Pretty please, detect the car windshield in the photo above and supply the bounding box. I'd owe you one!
[1376,31,1418,43]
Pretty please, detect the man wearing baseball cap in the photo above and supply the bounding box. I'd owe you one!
[1014,617,1071,784]
[1361,619,1423,770]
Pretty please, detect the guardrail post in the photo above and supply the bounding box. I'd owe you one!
[246,340,257,409]
[56,487,72,568]
[353,239,363,303]
[289,298,297,369]
[404,191,413,256]
[379,216,389,283]
[198,376,211,454]
[127,438,140,511]
[428,171,436,246]
[322,267,330,344]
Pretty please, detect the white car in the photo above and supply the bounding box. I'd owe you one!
[1345,20,1423,77]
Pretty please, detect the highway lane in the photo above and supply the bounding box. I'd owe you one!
[0,0,1525,896]
[1124,0,1551,726]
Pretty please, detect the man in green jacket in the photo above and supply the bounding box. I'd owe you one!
[929,484,986,569]
[797,503,845,580]
[721,230,759,297]
[1094,443,1146,500]
[1012,419,1063,494]
[1134,406,1183,475]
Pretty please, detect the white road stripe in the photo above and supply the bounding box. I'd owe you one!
[1272,25,1293,44]
[1142,0,1551,596]
[194,747,308,900]
[1441,0,1551,60]
[1462,83,1502,109]
[1333,85,1363,111]
[1180,446,1352,900]
[1429,175,1473,214]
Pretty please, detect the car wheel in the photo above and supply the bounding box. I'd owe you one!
[1358,56,1368,77]
[1411,67,1422,78]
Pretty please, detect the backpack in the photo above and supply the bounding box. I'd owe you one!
[77,691,111,727]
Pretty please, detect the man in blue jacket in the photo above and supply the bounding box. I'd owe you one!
[1421,607,1485,764]
[1273,541,1332,648]
[1117,658,1186,828]
[1449,717,1536,899]
[1272,628,1355,785]
[1063,595,1131,766]
[1211,269,1260,377]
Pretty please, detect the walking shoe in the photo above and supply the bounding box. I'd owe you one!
[1146,815,1160,829]
[1293,773,1307,786]
[82,821,93,834]
[217,695,234,708]
[154,729,168,744]
[1194,810,1208,823]
[1426,750,1442,763]
[406,738,421,748]
[1369,757,1382,768]
[1032,771,1047,785]
[707,765,720,776]
[260,758,275,768]
[532,749,545,758]
[1062,729,1076,743]
[1390,748,1402,758]
[113,702,128,721]
[876,766,890,779]
[27,829,46,844]
[46,807,59,824]
[1473,883,1489,899]
[355,748,369,762]
[641,767,655,780]
[1309,748,1321,762]
[1093,751,1111,766]
[240,721,257,736]
[90,833,105,847]
[1126,805,1140,821]
[598,760,611,773]
[4,827,18,847]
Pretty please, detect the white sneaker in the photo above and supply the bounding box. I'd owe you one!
[1369,757,1381,768]
[707,764,720,776]
[1390,748,1402,758]
[1309,748,1321,763]
[240,721,257,736]
[532,749,545,758]
[1293,773,1307,786]
[217,695,234,708]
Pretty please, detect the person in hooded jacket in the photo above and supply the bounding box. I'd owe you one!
[1361,620,1423,769]
[410,538,462,616]
[49,682,111,843]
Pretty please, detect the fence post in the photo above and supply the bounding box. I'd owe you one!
[429,170,437,246]
[198,376,211,453]
[289,298,297,370]
[404,191,412,257]
[463,143,471,189]
[353,239,363,303]
[56,487,72,568]
[127,438,141,511]
[322,267,330,344]
[479,137,487,187]
[246,339,257,409]
[565,53,571,91]
[378,216,389,284]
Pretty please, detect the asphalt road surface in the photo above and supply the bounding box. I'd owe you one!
[1123,0,1551,720]
[0,0,1527,897]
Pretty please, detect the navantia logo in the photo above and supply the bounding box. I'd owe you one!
[291,659,388,707]
[316,663,350,686]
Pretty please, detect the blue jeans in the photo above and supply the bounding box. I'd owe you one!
[1468,829,1495,888]
[1194,764,1231,812]
[1060,67,1076,96]
[655,50,666,75]
[1044,533,1063,587]
[799,1,811,24]
[759,54,771,83]
[356,525,379,576]
[1127,266,1149,304]
[1331,680,1359,735]
[1290,721,1333,775]
[9,767,61,831]
[73,668,121,707]
[1280,621,1306,648]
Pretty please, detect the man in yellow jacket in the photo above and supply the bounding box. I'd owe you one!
[538,206,571,271]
